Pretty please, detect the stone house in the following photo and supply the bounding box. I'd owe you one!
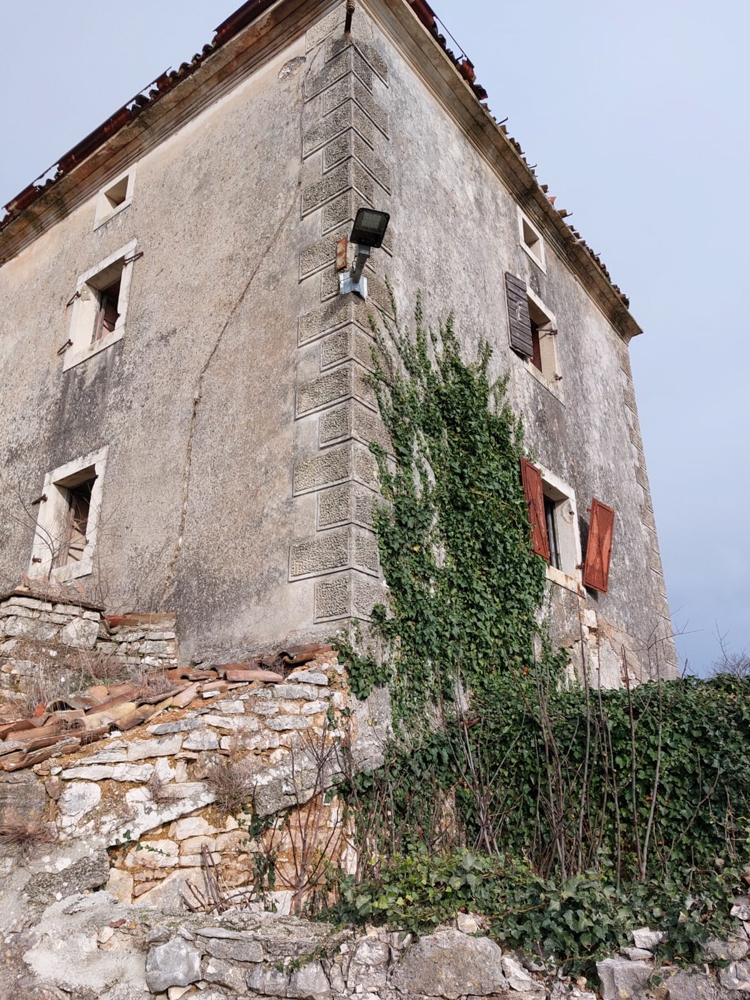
[0,0,676,683]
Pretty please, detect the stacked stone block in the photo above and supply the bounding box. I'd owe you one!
[291,6,393,625]
[0,592,178,698]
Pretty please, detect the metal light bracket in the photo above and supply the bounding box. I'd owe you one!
[339,244,371,299]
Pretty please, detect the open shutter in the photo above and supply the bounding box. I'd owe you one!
[505,273,533,357]
[583,499,616,593]
[520,458,550,561]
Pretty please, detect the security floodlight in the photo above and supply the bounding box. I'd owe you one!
[339,208,391,300]
[350,208,390,248]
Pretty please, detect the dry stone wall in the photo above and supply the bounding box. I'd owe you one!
[0,588,178,700]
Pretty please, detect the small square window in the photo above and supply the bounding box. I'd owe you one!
[63,240,138,371]
[28,447,108,583]
[518,209,545,270]
[94,168,136,229]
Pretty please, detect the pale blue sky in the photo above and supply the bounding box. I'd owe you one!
[1,1,747,673]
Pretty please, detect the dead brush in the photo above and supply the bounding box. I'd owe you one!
[0,822,52,860]
[205,754,256,815]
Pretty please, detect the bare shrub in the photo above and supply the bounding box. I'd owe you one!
[205,755,256,815]
[0,822,52,860]
[711,627,750,678]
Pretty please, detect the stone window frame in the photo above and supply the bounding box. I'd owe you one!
[94,165,137,230]
[63,240,138,372]
[28,446,109,583]
[524,287,562,398]
[537,464,584,597]
[518,207,546,272]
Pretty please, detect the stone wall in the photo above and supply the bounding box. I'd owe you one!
[0,588,178,700]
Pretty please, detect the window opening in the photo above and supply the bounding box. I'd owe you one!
[92,278,121,343]
[544,494,561,571]
[53,476,95,569]
[103,176,128,213]
[530,316,543,372]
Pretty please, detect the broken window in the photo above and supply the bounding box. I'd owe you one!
[52,474,96,569]
[63,241,137,371]
[92,278,121,343]
[28,448,108,583]
[504,273,559,383]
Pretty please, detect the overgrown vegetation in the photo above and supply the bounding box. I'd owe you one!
[329,297,750,973]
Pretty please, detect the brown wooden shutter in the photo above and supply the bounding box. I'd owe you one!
[505,273,533,357]
[583,499,616,593]
[520,458,550,561]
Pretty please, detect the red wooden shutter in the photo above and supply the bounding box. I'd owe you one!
[583,499,616,593]
[520,458,550,561]
[505,273,533,357]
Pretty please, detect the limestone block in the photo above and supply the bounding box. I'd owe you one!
[631,927,666,950]
[148,717,205,735]
[389,929,507,1000]
[290,527,350,578]
[24,848,111,904]
[58,781,101,822]
[183,730,220,751]
[294,444,351,494]
[180,835,217,855]
[318,483,375,529]
[266,715,311,731]
[328,36,389,84]
[145,937,202,993]
[303,99,375,158]
[664,970,716,1000]
[597,959,653,1000]
[115,782,216,843]
[60,616,100,649]
[133,868,203,911]
[300,228,349,280]
[203,935,264,963]
[125,839,179,870]
[323,127,391,191]
[502,955,545,995]
[273,683,322,700]
[306,3,346,52]
[106,868,134,904]
[289,960,331,998]
[704,936,749,962]
[315,573,351,621]
[3,616,58,641]
[302,163,350,216]
[319,405,351,445]
[297,366,351,415]
[720,962,750,992]
[247,964,290,995]
[0,770,46,829]
[287,670,329,686]
[203,955,249,993]
[302,700,329,715]
[7,596,53,611]
[305,47,368,101]
[61,763,154,782]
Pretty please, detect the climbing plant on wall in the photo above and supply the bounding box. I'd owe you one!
[331,296,750,972]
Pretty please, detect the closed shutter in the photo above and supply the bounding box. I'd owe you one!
[505,273,533,357]
[520,458,550,561]
[583,499,616,593]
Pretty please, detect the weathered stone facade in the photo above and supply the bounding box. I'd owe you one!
[0,0,676,681]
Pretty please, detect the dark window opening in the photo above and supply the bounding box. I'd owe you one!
[530,317,542,371]
[53,478,95,568]
[92,278,121,343]
[544,494,561,570]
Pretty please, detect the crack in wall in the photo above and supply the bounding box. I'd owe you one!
[158,181,302,610]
